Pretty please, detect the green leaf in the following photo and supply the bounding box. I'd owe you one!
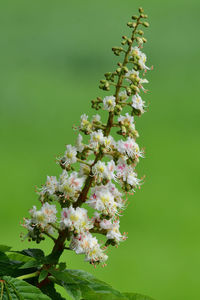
[19,259,41,270]
[0,245,11,252]
[20,248,45,261]
[0,251,22,277]
[40,281,66,300]
[38,270,48,283]
[122,293,155,300]
[51,269,124,300]
[0,276,51,299]
[7,252,35,264]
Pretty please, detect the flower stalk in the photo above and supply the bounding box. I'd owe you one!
[22,7,151,268]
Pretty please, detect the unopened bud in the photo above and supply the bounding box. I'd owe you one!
[143,22,149,27]
[132,15,138,20]
[138,30,144,35]
[139,7,144,13]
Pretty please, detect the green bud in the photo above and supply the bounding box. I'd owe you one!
[139,7,144,13]
[142,37,147,43]
[126,87,132,96]
[132,15,138,20]
[122,35,127,39]
[138,30,144,35]
[127,22,133,28]
[116,68,121,74]
[122,66,129,74]
[143,22,149,27]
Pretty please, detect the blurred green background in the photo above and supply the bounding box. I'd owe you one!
[0,0,199,299]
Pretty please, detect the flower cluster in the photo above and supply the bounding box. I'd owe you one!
[23,8,151,266]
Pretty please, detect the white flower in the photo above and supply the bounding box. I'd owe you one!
[64,144,77,165]
[132,94,145,114]
[103,135,115,150]
[90,130,104,150]
[80,114,89,128]
[117,137,143,159]
[92,114,101,123]
[103,96,116,112]
[59,171,85,201]
[61,206,93,233]
[106,220,123,243]
[76,134,84,152]
[100,219,122,243]
[131,46,149,70]
[70,232,108,263]
[40,203,57,224]
[125,69,140,84]
[92,160,116,182]
[106,160,116,180]
[118,113,135,132]
[40,176,58,199]
[86,186,120,216]
[119,90,128,102]
[130,46,149,70]
[29,203,57,228]
[92,161,106,179]
[125,69,148,90]
[116,158,141,189]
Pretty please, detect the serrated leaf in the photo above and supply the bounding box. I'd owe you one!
[7,252,35,264]
[20,248,45,261]
[122,293,155,300]
[0,245,11,253]
[38,270,48,283]
[40,281,66,300]
[51,269,124,300]
[19,259,41,269]
[0,276,51,299]
[0,252,22,277]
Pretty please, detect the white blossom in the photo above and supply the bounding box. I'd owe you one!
[117,137,143,159]
[132,94,145,114]
[70,232,108,263]
[27,203,57,231]
[116,158,140,189]
[92,114,101,123]
[90,129,104,150]
[119,90,128,102]
[64,144,77,165]
[40,176,58,199]
[118,113,135,132]
[61,206,93,233]
[76,134,84,152]
[103,96,116,112]
[100,219,122,243]
[130,46,150,70]
[86,185,122,216]
[59,171,85,201]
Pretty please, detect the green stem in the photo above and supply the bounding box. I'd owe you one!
[16,271,39,281]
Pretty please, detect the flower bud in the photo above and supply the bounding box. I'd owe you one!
[138,30,144,35]
[139,7,144,13]
[132,15,138,20]
[143,22,149,27]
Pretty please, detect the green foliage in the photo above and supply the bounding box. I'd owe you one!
[0,276,50,300]
[0,245,12,253]
[49,268,129,300]
[0,245,155,300]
